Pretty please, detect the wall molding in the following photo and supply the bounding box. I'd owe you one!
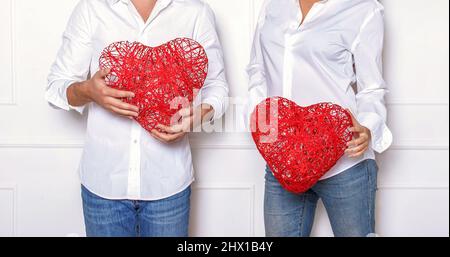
[386,100,449,107]
[191,183,256,236]
[191,138,450,151]
[378,186,449,190]
[0,184,17,237]
[0,136,448,150]
[0,0,17,106]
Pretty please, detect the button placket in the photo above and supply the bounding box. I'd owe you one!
[282,35,294,99]
[127,122,142,199]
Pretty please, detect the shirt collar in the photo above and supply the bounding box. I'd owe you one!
[107,0,127,5]
[107,0,173,6]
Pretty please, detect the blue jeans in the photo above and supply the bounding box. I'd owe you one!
[264,159,378,237]
[81,185,191,237]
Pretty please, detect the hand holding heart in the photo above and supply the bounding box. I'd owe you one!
[71,67,213,144]
[85,68,139,118]
[69,38,210,144]
[252,97,355,193]
[67,68,139,119]
[346,111,372,158]
[151,103,214,143]
[98,38,209,135]
[251,97,373,193]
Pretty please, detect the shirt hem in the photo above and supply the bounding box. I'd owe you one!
[80,178,195,201]
[319,156,375,181]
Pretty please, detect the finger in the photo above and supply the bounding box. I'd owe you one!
[160,120,191,134]
[177,116,195,133]
[96,68,111,79]
[150,129,167,142]
[156,124,183,134]
[151,129,172,141]
[347,135,368,147]
[105,88,136,99]
[168,132,186,142]
[179,106,194,117]
[349,126,364,133]
[108,105,139,118]
[349,146,369,158]
[151,129,185,143]
[106,97,139,113]
[346,142,369,155]
[172,107,193,124]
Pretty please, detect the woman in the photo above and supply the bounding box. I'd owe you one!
[247,0,393,237]
[46,0,228,237]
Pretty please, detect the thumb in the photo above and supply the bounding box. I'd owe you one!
[346,108,357,125]
[179,106,194,117]
[97,68,111,79]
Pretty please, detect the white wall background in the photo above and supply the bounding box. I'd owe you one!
[0,0,448,237]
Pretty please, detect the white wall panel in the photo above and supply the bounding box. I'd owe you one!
[0,148,85,237]
[388,105,449,147]
[0,185,16,236]
[190,184,255,237]
[0,0,14,105]
[383,0,449,103]
[377,188,449,237]
[204,0,253,97]
[0,0,84,143]
[378,150,449,188]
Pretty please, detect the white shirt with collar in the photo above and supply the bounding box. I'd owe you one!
[46,0,229,200]
[247,0,393,179]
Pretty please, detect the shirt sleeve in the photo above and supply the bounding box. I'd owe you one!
[243,0,270,131]
[193,3,229,121]
[45,0,93,114]
[351,7,393,153]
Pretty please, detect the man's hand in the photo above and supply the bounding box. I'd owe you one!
[67,69,139,119]
[345,111,372,158]
[150,104,214,143]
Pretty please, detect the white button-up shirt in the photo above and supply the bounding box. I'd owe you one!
[46,0,229,200]
[247,0,393,179]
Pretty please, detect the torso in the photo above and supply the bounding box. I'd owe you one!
[256,0,384,178]
[298,0,320,25]
[131,0,157,23]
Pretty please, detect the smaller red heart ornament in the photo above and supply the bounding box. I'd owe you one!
[251,97,354,193]
[99,38,208,132]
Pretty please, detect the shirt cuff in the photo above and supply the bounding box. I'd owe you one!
[45,80,87,114]
[357,112,393,153]
[201,97,223,122]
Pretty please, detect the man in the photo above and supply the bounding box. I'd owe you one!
[46,0,228,237]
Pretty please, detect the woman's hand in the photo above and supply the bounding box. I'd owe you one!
[67,69,139,119]
[345,111,372,158]
[150,104,214,143]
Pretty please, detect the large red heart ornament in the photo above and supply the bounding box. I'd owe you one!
[251,97,354,193]
[99,38,208,132]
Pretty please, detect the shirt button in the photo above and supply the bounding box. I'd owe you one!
[134,140,138,144]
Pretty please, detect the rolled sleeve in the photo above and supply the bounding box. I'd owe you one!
[45,79,86,114]
[46,0,93,115]
[193,3,229,121]
[352,7,393,153]
[358,110,393,153]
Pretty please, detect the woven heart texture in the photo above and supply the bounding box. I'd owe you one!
[99,38,208,132]
[251,97,354,193]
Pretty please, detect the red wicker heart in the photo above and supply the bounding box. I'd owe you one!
[99,38,208,132]
[251,97,354,193]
